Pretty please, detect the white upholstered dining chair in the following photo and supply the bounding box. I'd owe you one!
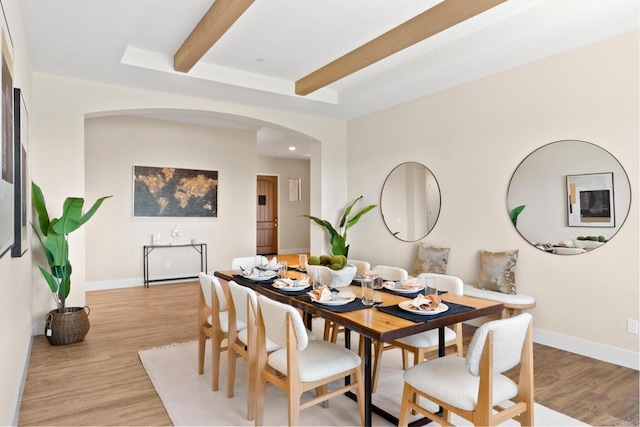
[231,256,268,271]
[398,313,534,427]
[198,273,243,391]
[254,295,365,426]
[372,265,409,281]
[226,281,278,420]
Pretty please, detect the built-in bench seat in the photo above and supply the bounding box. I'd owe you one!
[463,284,536,318]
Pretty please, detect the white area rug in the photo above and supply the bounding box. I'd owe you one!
[139,325,588,426]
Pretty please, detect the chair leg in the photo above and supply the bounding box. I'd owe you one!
[211,336,222,391]
[323,320,332,341]
[198,331,206,374]
[226,345,237,398]
[254,373,267,426]
[401,348,409,370]
[316,385,329,408]
[287,385,302,427]
[352,366,366,426]
[398,382,414,427]
[371,340,384,393]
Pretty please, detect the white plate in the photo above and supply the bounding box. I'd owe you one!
[243,271,276,281]
[273,283,310,291]
[313,297,355,306]
[383,282,424,293]
[398,300,449,315]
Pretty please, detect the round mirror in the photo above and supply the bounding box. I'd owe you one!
[507,140,631,254]
[380,162,441,242]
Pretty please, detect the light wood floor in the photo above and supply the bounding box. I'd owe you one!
[19,267,639,426]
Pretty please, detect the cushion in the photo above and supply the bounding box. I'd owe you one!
[476,250,518,295]
[414,244,450,275]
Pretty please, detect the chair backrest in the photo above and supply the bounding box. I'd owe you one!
[199,272,226,309]
[232,256,268,271]
[417,273,463,295]
[349,259,371,274]
[373,265,409,281]
[228,280,258,324]
[466,313,532,376]
[257,295,308,351]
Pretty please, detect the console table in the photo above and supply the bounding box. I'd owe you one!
[143,243,207,288]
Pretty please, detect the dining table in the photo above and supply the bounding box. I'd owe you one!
[214,267,504,426]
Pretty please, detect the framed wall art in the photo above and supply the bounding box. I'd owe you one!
[11,88,28,257]
[133,165,218,218]
[566,172,614,227]
[0,16,13,258]
[288,177,301,202]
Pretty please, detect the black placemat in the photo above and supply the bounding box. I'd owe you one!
[296,295,373,313]
[375,300,474,323]
[232,274,277,285]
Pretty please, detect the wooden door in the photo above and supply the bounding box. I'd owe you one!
[256,175,278,255]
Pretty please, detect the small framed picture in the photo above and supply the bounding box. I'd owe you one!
[566,172,614,227]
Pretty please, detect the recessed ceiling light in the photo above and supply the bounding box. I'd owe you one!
[256,58,265,62]
[288,146,296,151]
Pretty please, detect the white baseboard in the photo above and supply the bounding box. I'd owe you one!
[85,277,197,292]
[12,334,33,425]
[276,248,310,255]
[467,316,639,370]
[533,328,639,371]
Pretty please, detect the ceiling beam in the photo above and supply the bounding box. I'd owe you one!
[295,0,506,96]
[174,0,254,73]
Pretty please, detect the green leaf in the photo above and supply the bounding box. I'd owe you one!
[44,221,69,267]
[38,266,60,295]
[338,196,363,229]
[32,182,51,236]
[331,234,347,256]
[345,204,377,230]
[510,205,526,226]
[52,195,112,235]
[303,215,339,244]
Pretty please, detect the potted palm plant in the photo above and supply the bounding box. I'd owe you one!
[304,195,376,257]
[32,182,112,345]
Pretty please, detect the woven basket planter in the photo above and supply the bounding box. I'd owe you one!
[44,306,91,345]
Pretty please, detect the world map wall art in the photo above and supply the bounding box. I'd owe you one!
[133,166,218,218]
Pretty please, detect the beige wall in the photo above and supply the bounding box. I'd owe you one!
[0,0,33,424]
[257,156,311,254]
[347,31,639,366]
[84,115,258,288]
[29,73,348,325]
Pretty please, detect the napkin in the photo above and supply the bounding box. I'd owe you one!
[383,278,422,290]
[401,278,422,289]
[308,286,356,302]
[308,285,332,302]
[264,257,279,269]
[408,294,441,311]
[274,276,309,289]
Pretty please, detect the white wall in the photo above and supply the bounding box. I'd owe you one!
[256,156,311,254]
[347,31,639,366]
[0,0,33,424]
[84,115,258,288]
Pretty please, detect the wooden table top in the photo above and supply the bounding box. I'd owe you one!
[214,269,503,342]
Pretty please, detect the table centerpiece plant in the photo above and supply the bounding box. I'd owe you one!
[303,195,376,257]
[32,182,112,345]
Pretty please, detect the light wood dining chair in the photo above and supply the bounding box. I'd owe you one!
[198,272,241,391]
[227,281,278,420]
[254,295,365,426]
[398,313,534,427]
